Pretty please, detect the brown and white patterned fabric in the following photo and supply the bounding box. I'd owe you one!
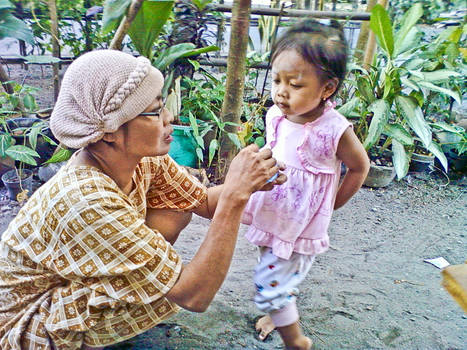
[0,155,207,349]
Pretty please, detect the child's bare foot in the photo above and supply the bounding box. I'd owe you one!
[255,314,275,341]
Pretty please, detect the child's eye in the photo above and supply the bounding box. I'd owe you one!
[290,83,302,88]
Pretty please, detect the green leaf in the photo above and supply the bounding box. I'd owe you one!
[195,135,204,149]
[227,133,242,150]
[0,12,34,44]
[0,0,14,11]
[370,4,394,57]
[153,43,196,71]
[416,81,461,104]
[337,96,360,117]
[400,77,421,92]
[188,112,199,136]
[188,59,200,71]
[363,99,389,150]
[446,42,459,63]
[255,136,265,148]
[394,3,423,56]
[5,145,39,165]
[420,70,461,83]
[392,139,409,180]
[395,95,431,148]
[180,45,219,58]
[20,55,62,64]
[101,0,131,34]
[23,93,36,111]
[0,133,12,157]
[396,27,421,56]
[357,77,375,104]
[427,141,448,172]
[195,147,203,162]
[128,0,174,58]
[208,139,218,166]
[44,147,72,164]
[28,125,40,150]
[383,124,414,146]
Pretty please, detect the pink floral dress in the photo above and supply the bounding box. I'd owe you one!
[242,104,351,260]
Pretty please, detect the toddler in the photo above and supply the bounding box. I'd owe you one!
[242,20,370,350]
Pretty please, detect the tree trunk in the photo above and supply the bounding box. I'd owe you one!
[109,0,144,50]
[47,0,60,102]
[354,0,377,62]
[216,0,251,179]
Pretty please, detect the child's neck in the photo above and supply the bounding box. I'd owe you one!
[286,104,325,125]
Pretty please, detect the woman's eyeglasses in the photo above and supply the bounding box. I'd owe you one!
[138,96,167,117]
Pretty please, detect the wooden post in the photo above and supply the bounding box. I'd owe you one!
[47,0,60,103]
[109,0,144,50]
[216,0,252,179]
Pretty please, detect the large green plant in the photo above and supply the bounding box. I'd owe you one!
[339,3,462,179]
[102,0,218,93]
[0,0,34,43]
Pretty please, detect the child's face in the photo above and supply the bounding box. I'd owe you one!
[271,49,335,123]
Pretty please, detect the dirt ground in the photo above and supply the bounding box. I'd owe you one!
[1,65,466,349]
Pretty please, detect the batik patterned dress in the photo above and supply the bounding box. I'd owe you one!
[0,155,206,349]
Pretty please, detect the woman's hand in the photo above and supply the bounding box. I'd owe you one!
[223,144,286,201]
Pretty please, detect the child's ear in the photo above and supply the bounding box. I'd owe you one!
[323,78,339,100]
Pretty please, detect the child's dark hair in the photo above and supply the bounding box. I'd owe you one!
[271,19,348,100]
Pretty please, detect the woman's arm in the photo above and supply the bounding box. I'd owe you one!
[192,185,223,219]
[334,128,370,210]
[165,144,286,312]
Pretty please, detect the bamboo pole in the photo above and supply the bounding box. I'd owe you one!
[109,0,144,50]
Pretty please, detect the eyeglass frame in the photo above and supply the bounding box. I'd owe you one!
[138,95,167,117]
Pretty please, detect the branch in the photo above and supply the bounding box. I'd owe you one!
[109,0,145,50]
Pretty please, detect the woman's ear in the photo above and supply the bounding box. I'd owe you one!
[322,78,339,100]
[102,131,117,143]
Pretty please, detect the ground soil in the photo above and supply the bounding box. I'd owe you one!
[1,64,466,349]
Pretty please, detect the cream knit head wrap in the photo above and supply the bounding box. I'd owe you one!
[50,50,164,148]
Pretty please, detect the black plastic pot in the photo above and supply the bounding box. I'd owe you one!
[409,153,434,172]
[1,169,33,201]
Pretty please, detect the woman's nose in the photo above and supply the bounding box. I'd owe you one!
[163,107,174,125]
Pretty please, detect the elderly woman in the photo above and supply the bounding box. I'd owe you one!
[0,50,284,349]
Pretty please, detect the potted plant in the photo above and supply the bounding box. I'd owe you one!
[338,3,459,184]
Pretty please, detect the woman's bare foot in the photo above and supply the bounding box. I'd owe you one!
[255,314,276,341]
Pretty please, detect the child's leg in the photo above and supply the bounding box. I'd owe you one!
[253,248,314,346]
[276,321,312,350]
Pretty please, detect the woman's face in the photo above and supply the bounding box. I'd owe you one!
[121,94,174,158]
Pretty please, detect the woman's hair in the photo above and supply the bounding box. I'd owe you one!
[271,19,348,99]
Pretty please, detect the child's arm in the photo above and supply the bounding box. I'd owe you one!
[334,128,370,209]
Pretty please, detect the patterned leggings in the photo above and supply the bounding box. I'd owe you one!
[254,247,315,327]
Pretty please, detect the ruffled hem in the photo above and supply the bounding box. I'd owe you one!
[245,226,329,260]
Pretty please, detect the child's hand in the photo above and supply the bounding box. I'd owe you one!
[259,161,287,191]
